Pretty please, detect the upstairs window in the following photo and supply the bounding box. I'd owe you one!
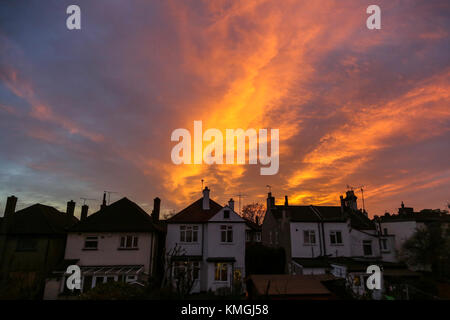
[363,240,373,256]
[330,231,343,245]
[224,210,230,219]
[84,236,98,250]
[383,228,388,235]
[303,230,316,245]
[220,225,233,243]
[180,225,198,242]
[255,232,261,242]
[119,235,139,249]
[245,230,251,242]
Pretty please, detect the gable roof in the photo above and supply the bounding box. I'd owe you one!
[269,205,376,230]
[167,198,223,223]
[1,204,78,235]
[70,197,161,233]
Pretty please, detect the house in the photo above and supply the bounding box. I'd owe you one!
[375,202,450,262]
[262,190,394,275]
[43,195,165,299]
[246,274,336,300]
[244,218,262,244]
[0,196,78,299]
[165,187,246,294]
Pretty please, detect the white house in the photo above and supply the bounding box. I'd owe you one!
[376,202,450,263]
[262,191,395,275]
[165,187,246,294]
[43,196,164,299]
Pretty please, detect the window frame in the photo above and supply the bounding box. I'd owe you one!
[363,240,373,256]
[330,230,343,245]
[179,225,199,243]
[83,236,99,250]
[220,225,233,243]
[214,263,228,282]
[119,235,139,250]
[303,230,316,245]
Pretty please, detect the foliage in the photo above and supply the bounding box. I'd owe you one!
[399,222,450,279]
[79,281,147,300]
[241,202,265,224]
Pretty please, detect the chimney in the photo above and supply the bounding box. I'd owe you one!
[4,195,17,217]
[80,205,89,221]
[101,192,107,210]
[228,198,235,211]
[66,200,75,216]
[267,192,275,210]
[344,190,358,211]
[152,197,161,222]
[284,195,289,206]
[340,195,345,213]
[202,187,210,210]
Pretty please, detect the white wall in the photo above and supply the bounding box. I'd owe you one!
[65,232,155,274]
[349,229,380,257]
[380,221,418,252]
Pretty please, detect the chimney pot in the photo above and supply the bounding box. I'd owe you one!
[4,195,18,217]
[66,200,76,216]
[81,205,89,221]
[202,187,210,210]
[152,197,161,222]
[284,195,289,206]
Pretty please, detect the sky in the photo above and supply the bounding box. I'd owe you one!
[0,0,449,218]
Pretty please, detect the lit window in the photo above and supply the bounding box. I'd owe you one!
[214,263,228,281]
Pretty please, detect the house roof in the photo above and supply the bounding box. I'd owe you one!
[248,274,335,296]
[70,197,162,233]
[167,198,223,223]
[0,204,78,235]
[270,205,376,230]
[378,211,450,223]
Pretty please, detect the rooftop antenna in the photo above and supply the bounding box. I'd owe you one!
[80,197,96,206]
[104,191,118,205]
[201,179,204,191]
[232,192,248,215]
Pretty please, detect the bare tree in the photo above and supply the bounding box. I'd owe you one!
[241,202,265,224]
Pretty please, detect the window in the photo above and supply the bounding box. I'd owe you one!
[245,230,251,242]
[363,240,373,256]
[383,228,388,235]
[16,237,37,251]
[220,225,233,243]
[119,235,139,249]
[180,225,198,242]
[330,231,343,245]
[125,275,137,283]
[214,263,228,281]
[303,230,316,245]
[84,236,98,250]
[255,232,261,242]
[381,238,388,251]
[224,210,230,219]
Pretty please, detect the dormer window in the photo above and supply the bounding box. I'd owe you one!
[224,210,230,219]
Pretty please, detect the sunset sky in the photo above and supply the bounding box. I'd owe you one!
[0,0,449,218]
